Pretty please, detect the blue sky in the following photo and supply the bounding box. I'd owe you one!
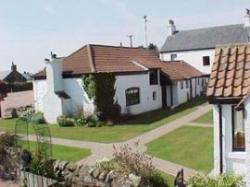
[0,0,249,73]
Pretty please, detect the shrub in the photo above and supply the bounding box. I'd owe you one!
[57,115,75,127]
[25,152,56,179]
[30,112,46,124]
[187,173,243,187]
[97,144,169,187]
[82,73,117,122]
[11,108,18,118]
[18,106,35,119]
[0,133,19,180]
[75,115,87,126]
[107,103,121,123]
[86,115,100,127]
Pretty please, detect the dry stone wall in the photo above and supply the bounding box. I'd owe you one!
[53,160,141,187]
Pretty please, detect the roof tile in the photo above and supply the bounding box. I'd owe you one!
[207,43,250,98]
[34,44,204,81]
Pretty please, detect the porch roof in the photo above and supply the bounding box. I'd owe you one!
[207,43,250,99]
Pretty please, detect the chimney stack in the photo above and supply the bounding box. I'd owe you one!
[168,19,177,36]
[45,54,63,93]
[11,61,17,71]
[244,8,250,27]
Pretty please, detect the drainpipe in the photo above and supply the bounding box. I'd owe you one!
[219,104,223,173]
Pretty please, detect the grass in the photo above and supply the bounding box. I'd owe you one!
[0,97,207,143]
[193,110,213,124]
[160,172,175,187]
[19,140,91,162]
[147,126,213,173]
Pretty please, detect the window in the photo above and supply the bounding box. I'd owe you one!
[186,80,188,88]
[203,56,210,66]
[232,106,245,151]
[197,78,200,85]
[152,91,156,101]
[180,81,184,89]
[149,70,158,85]
[126,87,140,106]
[170,54,177,61]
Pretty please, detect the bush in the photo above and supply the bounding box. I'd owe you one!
[187,173,243,187]
[75,115,87,126]
[18,106,35,119]
[30,112,46,124]
[11,108,18,118]
[107,103,121,123]
[86,115,100,127]
[26,152,56,179]
[97,144,169,187]
[0,133,19,180]
[57,115,75,127]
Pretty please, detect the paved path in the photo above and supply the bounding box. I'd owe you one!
[0,179,18,187]
[186,122,213,128]
[19,103,212,180]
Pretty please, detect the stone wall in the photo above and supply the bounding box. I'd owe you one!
[53,160,141,187]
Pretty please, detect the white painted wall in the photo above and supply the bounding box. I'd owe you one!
[161,49,215,74]
[245,97,250,187]
[115,72,162,115]
[33,80,47,112]
[172,77,207,107]
[63,78,94,116]
[42,90,63,123]
[33,71,163,122]
[213,101,250,183]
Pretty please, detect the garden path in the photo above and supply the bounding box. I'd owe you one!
[25,103,212,180]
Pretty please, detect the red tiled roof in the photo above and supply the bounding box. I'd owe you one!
[33,44,204,81]
[63,44,161,74]
[0,80,6,84]
[33,69,46,79]
[207,43,250,98]
[160,61,203,80]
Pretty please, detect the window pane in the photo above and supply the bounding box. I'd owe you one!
[149,70,158,85]
[233,107,245,151]
[126,88,140,106]
[203,56,210,66]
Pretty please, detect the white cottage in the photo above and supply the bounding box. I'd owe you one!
[207,43,250,185]
[160,10,250,75]
[33,44,206,123]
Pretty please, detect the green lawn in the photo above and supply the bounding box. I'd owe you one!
[193,110,213,124]
[147,126,213,173]
[160,172,175,187]
[0,97,207,143]
[20,140,91,162]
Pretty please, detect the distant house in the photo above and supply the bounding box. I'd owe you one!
[0,80,8,117]
[160,10,250,74]
[33,44,207,123]
[207,43,250,184]
[0,62,27,83]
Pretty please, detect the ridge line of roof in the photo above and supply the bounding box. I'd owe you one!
[175,24,244,34]
[87,44,147,49]
[216,42,250,48]
[87,45,96,73]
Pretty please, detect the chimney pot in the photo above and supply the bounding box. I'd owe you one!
[168,19,177,36]
[11,62,17,71]
[244,8,250,27]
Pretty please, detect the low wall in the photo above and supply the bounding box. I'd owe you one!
[21,160,141,187]
[0,90,34,118]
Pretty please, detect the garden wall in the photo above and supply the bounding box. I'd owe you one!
[21,160,141,187]
[0,90,34,118]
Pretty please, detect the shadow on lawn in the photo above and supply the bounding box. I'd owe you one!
[118,96,208,125]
